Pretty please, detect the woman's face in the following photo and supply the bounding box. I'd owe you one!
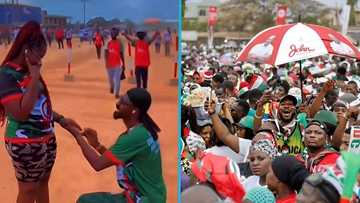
[249,150,271,177]
[25,44,47,66]
[304,124,327,148]
[200,125,212,147]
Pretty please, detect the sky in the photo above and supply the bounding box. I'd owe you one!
[186,0,349,8]
[19,0,179,23]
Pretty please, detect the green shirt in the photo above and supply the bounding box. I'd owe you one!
[0,65,54,139]
[264,113,308,155]
[105,125,166,203]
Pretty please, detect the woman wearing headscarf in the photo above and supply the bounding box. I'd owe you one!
[70,88,166,203]
[242,139,279,192]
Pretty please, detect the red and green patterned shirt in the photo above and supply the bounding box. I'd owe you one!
[104,125,166,203]
[0,63,54,139]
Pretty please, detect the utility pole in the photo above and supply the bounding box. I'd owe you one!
[81,0,89,27]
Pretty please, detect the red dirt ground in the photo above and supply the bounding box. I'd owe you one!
[0,38,178,202]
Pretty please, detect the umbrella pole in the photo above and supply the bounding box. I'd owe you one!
[299,60,304,102]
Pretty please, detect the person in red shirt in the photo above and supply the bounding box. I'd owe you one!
[55,27,64,49]
[104,28,125,98]
[94,29,104,59]
[296,120,340,174]
[123,30,159,89]
[266,155,309,203]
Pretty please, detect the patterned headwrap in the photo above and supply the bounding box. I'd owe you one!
[186,131,206,154]
[250,139,279,159]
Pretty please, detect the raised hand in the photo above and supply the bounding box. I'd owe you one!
[321,80,336,93]
[204,98,217,115]
[25,49,41,77]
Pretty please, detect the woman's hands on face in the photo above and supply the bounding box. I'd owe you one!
[25,48,42,77]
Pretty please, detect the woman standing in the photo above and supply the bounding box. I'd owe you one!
[0,21,80,203]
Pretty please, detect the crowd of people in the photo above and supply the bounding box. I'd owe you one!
[180,42,360,203]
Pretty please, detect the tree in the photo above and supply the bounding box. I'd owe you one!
[86,17,107,27]
[217,0,334,34]
[348,0,358,26]
[182,0,186,18]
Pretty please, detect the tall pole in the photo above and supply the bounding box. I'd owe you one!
[81,0,88,27]
[83,0,86,26]
[298,14,304,102]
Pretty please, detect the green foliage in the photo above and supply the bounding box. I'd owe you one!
[216,0,335,35]
[182,0,186,18]
[183,20,208,32]
[347,0,358,26]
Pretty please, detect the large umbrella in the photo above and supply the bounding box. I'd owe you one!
[236,23,360,99]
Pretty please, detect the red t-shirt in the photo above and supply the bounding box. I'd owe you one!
[107,40,123,68]
[309,152,339,174]
[55,29,64,39]
[135,40,150,67]
[94,33,103,47]
[277,192,296,203]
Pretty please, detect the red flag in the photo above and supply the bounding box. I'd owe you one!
[276,5,287,25]
[208,6,217,26]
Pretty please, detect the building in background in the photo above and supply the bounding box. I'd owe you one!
[0,2,42,26]
[42,11,70,28]
[0,1,69,28]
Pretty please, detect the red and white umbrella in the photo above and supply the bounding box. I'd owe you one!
[236,23,360,65]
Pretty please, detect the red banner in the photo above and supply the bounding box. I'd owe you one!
[208,6,217,26]
[276,5,287,25]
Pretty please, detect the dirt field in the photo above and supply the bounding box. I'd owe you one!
[0,38,178,202]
